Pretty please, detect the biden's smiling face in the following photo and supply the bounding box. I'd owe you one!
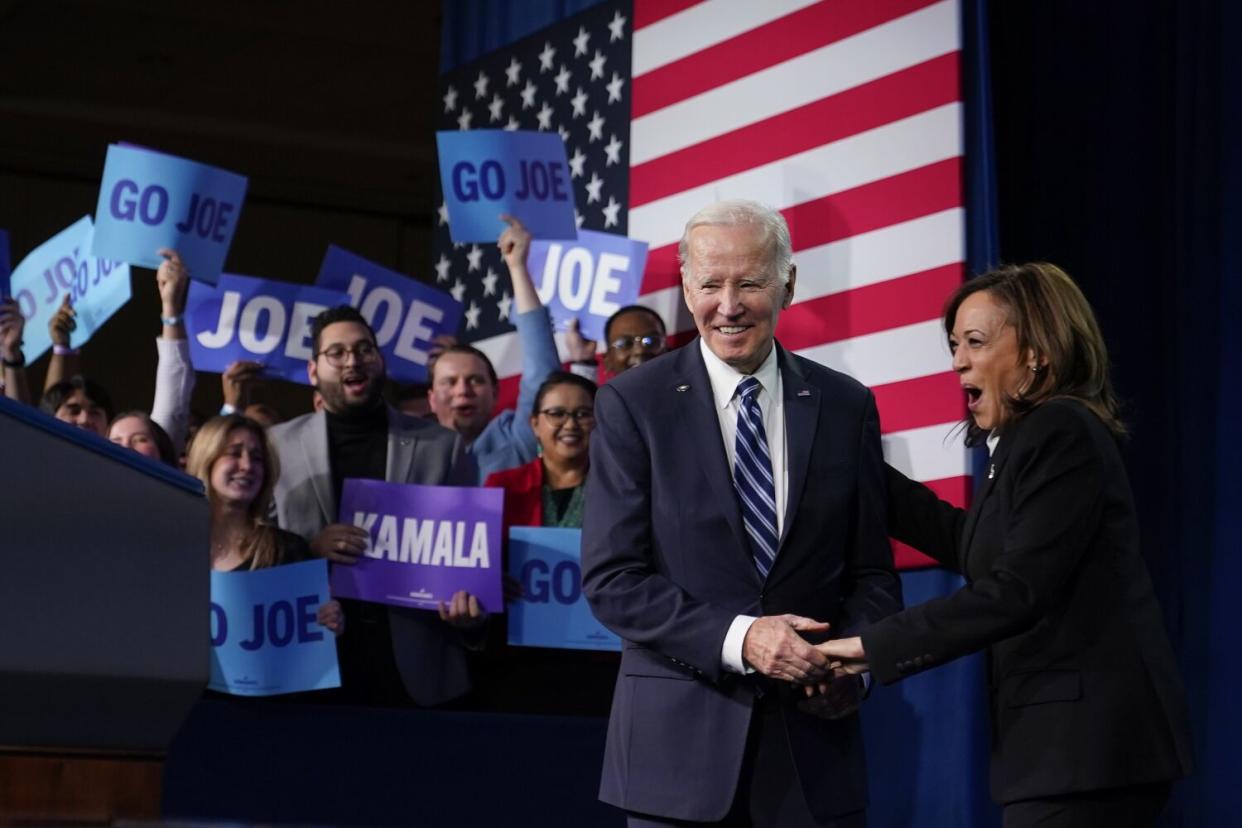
[682,222,795,375]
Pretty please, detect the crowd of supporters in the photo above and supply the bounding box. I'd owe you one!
[0,217,671,714]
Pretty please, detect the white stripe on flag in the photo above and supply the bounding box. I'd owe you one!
[630,0,959,164]
[795,318,950,389]
[883,420,970,482]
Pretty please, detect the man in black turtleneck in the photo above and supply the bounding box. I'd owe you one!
[268,306,480,707]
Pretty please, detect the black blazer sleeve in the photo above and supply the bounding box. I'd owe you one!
[863,404,1108,684]
[885,462,968,571]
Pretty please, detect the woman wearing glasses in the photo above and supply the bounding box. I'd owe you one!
[485,371,597,529]
[480,371,615,714]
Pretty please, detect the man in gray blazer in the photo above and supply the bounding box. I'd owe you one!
[269,306,480,706]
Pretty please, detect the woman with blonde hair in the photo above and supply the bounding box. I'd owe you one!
[818,263,1193,826]
[187,414,342,631]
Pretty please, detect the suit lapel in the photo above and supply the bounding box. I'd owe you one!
[778,348,819,549]
[959,435,1012,572]
[384,407,418,483]
[674,344,756,579]
[299,411,335,525]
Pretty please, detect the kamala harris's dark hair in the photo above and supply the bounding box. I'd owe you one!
[944,262,1126,446]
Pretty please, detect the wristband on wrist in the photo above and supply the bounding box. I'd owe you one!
[52,344,78,357]
[219,403,237,416]
[1,351,25,368]
[161,314,184,327]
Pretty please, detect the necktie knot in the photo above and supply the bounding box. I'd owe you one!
[737,376,761,403]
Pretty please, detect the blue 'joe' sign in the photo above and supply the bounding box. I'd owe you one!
[436,130,578,243]
[91,143,247,285]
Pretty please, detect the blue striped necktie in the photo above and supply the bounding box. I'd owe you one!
[733,376,778,578]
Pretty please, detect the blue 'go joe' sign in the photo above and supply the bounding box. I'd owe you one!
[209,559,341,697]
[187,273,349,385]
[436,130,578,243]
[91,143,247,285]
[315,245,463,385]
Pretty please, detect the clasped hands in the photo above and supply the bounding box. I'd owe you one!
[310,523,487,630]
[741,616,871,720]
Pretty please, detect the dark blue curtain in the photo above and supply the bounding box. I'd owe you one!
[988,1,1242,823]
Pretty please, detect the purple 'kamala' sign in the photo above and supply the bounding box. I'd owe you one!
[332,479,504,613]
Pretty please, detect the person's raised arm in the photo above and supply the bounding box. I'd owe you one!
[150,249,196,454]
[43,294,77,391]
[0,298,30,404]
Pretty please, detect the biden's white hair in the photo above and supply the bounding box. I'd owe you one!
[677,199,794,286]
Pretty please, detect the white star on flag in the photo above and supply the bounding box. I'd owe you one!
[557,124,570,143]
[538,42,555,72]
[520,79,537,109]
[604,134,623,166]
[575,208,585,228]
[573,26,590,56]
[473,70,489,99]
[554,65,571,94]
[496,291,512,321]
[465,301,482,330]
[536,102,554,130]
[607,10,626,42]
[589,50,606,80]
[504,116,520,131]
[450,279,466,303]
[568,147,586,178]
[587,110,604,141]
[466,245,483,272]
[435,253,451,282]
[606,72,624,103]
[570,87,588,117]
[488,94,504,121]
[602,196,620,228]
[505,56,522,86]
[442,85,458,112]
[457,109,473,130]
[437,202,448,226]
[585,172,603,203]
[482,268,499,297]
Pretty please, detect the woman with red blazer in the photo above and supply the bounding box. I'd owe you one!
[818,264,1193,827]
[481,371,616,714]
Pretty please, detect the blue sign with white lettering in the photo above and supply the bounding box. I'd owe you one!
[527,230,648,341]
[436,130,578,243]
[315,245,463,385]
[209,559,341,697]
[91,143,247,285]
[0,229,10,298]
[7,216,132,362]
[507,527,621,651]
[187,273,350,385]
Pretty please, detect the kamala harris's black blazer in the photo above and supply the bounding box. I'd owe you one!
[861,399,1194,805]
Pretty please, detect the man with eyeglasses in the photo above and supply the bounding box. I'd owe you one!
[602,305,668,377]
[267,305,482,707]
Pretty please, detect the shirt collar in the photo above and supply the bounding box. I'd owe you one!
[699,338,780,410]
[986,431,1000,456]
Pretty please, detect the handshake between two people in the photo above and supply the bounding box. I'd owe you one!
[741,615,870,721]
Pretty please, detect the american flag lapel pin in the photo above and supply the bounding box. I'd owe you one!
[676,384,689,392]
[797,389,811,397]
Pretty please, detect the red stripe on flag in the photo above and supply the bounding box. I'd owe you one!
[631,53,960,207]
[640,157,964,293]
[873,372,964,434]
[496,373,521,413]
[632,0,944,118]
[892,473,971,569]
[775,263,963,349]
[634,0,704,30]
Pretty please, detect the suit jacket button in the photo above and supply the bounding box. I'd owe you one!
[913,656,925,667]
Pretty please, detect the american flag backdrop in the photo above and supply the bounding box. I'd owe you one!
[434,0,970,569]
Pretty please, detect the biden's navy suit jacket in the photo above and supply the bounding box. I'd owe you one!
[582,340,902,823]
